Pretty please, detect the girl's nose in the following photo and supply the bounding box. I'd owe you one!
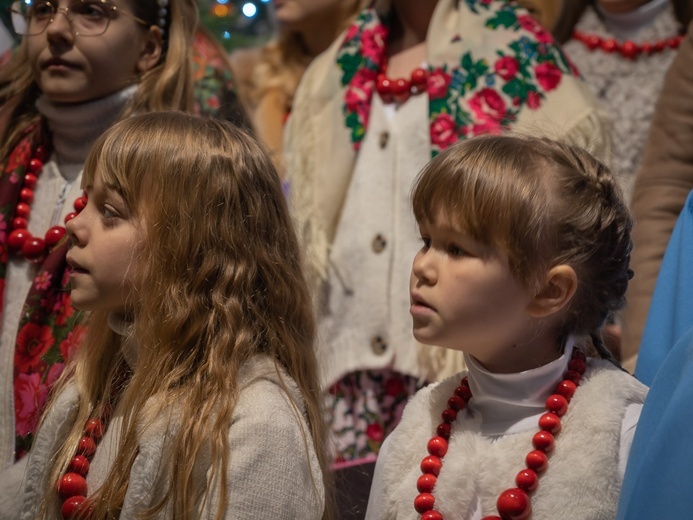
[65,209,87,246]
[412,250,437,285]
[45,10,76,46]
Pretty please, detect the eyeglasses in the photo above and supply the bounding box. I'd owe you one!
[10,0,149,37]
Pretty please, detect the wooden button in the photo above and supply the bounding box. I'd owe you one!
[379,131,389,149]
[371,335,388,355]
[372,234,387,253]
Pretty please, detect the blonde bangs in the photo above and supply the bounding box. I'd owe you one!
[412,136,554,287]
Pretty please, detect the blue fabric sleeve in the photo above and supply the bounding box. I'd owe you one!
[616,326,693,520]
[634,190,693,386]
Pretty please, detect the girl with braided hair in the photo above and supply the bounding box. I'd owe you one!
[365,134,646,520]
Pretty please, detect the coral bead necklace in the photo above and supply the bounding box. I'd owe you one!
[572,29,684,59]
[6,146,87,263]
[376,62,429,105]
[58,415,108,519]
[414,349,587,520]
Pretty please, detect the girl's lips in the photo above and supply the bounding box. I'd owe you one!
[410,293,435,315]
[42,58,80,70]
[66,257,88,274]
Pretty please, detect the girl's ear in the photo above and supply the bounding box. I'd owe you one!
[526,264,577,318]
[136,26,163,74]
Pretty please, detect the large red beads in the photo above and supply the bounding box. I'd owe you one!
[12,217,28,230]
[421,455,442,476]
[455,385,472,402]
[515,469,538,492]
[555,380,577,401]
[61,495,87,520]
[15,202,30,218]
[24,173,38,189]
[68,455,90,476]
[21,237,46,262]
[7,229,29,250]
[376,65,429,104]
[84,418,104,440]
[77,436,96,458]
[525,449,549,473]
[57,473,87,499]
[417,473,437,493]
[496,488,531,520]
[19,188,34,204]
[45,226,67,247]
[427,436,448,457]
[441,408,457,423]
[436,422,451,439]
[545,394,568,416]
[28,158,43,174]
[414,492,436,513]
[532,431,555,453]
[538,412,561,434]
[422,511,444,520]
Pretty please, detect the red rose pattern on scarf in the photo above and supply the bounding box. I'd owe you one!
[337,0,576,156]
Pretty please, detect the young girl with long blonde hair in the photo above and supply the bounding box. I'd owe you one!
[8,111,328,519]
[0,0,244,472]
[365,135,646,519]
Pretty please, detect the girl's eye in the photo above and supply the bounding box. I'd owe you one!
[447,244,466,257]
[102,205,118,219]
[420,236,431,250]
[74,1,108,19]
[30,2,55,19]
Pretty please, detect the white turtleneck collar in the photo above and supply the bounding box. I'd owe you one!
[463,340,575,436]
[35,85,137,167]
[595,0,671,41]
[107,312,138,369]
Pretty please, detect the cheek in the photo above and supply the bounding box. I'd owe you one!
[26,39,42,69]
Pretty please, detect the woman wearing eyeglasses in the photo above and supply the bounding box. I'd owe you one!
[0,0,205,486]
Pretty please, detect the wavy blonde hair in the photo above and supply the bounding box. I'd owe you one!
[40,112,329,519]
[0,0,198,162]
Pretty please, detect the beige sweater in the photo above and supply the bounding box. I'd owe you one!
[7,357,324,519]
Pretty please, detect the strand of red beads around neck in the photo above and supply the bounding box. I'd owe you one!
[572,29,684,59]
[58,414,109,519]
[376,63,429,105]
[6,146,87,264]
[413,348,588,520]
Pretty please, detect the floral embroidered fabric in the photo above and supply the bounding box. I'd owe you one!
[336,0,577,156]
[326,369,424,463]
[0,123,84,460]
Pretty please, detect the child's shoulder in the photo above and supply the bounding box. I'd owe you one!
[235,356,307,417]
[584,358,648,394]
[570,358,648,416]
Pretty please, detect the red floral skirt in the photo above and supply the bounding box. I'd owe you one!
[325,369,424,466]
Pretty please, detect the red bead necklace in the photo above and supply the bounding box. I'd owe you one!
[572,29,684,59]
[376,63,429,105]
[6,146,87,263]
[57,415,108,519]
[414,349,587,520]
